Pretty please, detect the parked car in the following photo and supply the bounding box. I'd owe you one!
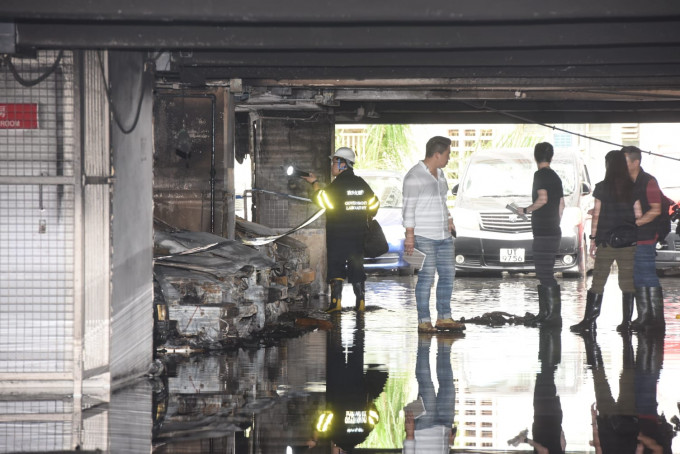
[356,170,414,275]
[451,148,594,276]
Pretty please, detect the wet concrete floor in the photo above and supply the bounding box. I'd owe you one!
[4,272,680,453]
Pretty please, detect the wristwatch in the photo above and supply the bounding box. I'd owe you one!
[589,235,596,240]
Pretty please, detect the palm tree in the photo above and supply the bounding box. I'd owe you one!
[336,124,414,172]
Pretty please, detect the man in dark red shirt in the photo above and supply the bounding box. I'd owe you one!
[622,146,664,331]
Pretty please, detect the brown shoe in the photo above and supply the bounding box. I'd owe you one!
[435,318,466,331]
[436,331,465,347]
[418,322,437,333]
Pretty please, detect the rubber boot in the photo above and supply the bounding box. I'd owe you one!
[636,330,664,375]
[620,329,634,369]
[326,278,343,313]
[538,326,561,368]
[532,285,549,323]
[539,286,562,328]
[570,291,603,333]
[352,281,365,312]
[630,287,651,331]
[616,292,634,332]
[581,329,602,370]
[648,287,665,331]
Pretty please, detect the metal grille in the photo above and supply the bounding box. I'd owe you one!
[0,51,76,375]
[0,399,74,452]
[480,212,532,233]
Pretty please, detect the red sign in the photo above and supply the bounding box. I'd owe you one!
[0,103,39,129]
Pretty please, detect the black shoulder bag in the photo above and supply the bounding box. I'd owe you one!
[364,218,389,258]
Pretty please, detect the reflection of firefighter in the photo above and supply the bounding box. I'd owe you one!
[315,313,388,452]
[304,147,380,313]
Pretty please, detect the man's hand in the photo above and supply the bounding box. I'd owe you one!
[302,173,318,184]
[404,410,415,439]
[404,228,415,255]
[404,235,415,255]
[636,433,663,454]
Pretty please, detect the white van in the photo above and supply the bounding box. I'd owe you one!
[451,148,594,276]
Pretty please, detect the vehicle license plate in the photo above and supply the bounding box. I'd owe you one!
[500,248,525,263]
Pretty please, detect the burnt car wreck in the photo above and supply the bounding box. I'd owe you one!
[152,218,318,351]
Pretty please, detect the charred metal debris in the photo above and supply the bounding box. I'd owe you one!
[153,218,325,352]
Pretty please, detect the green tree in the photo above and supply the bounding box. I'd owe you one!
[354,124,414,171]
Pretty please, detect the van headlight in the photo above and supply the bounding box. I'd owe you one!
[559,207,582,236]
[452,208,480,231]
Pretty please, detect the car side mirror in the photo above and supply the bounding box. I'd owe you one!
[581,182,591,195]
[451,184,459,196]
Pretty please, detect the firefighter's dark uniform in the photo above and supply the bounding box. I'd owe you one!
[314,168,379,311]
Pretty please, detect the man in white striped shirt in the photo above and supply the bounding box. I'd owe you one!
[403,136,465,333]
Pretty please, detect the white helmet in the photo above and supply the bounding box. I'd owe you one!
[332,147,356,164]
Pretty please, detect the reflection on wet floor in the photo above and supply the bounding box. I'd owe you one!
[3,273,680,453]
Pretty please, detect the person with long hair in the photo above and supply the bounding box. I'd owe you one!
[571,150,636,333]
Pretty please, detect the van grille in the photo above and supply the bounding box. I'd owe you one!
[480,212,532,233]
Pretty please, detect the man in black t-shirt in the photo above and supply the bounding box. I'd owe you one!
[519,143,565,327]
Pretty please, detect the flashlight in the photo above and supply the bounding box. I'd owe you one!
[285,165,310,178]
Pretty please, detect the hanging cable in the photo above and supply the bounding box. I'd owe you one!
[96,51,148,135]
[3,51,64,87]
[459,100,680,162]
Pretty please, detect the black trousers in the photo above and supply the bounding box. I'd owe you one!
[327,232,365,283]
[533,235,561,287]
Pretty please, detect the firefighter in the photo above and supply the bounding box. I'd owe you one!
[303,147,380,312]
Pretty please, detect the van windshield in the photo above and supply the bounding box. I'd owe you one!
[360,174,403,208]
[460,154,576,198]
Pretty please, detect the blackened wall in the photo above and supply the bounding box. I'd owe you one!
[253,113,333,294]
[153,88,233,236]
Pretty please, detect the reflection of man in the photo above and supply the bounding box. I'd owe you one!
[403,334,458,453]
[403,136,464,333]
[316,313,388,452]
[622,146,665,331]
[531,327,565,453]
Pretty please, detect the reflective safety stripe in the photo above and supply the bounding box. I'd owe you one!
[367,195,380,211]
[316,411,334,432]
[316,190,334,210]
[368,409,380,426]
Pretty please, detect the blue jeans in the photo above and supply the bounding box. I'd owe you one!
[416,338,455,431]
[633,243,660,288]
[414,236,455,323]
